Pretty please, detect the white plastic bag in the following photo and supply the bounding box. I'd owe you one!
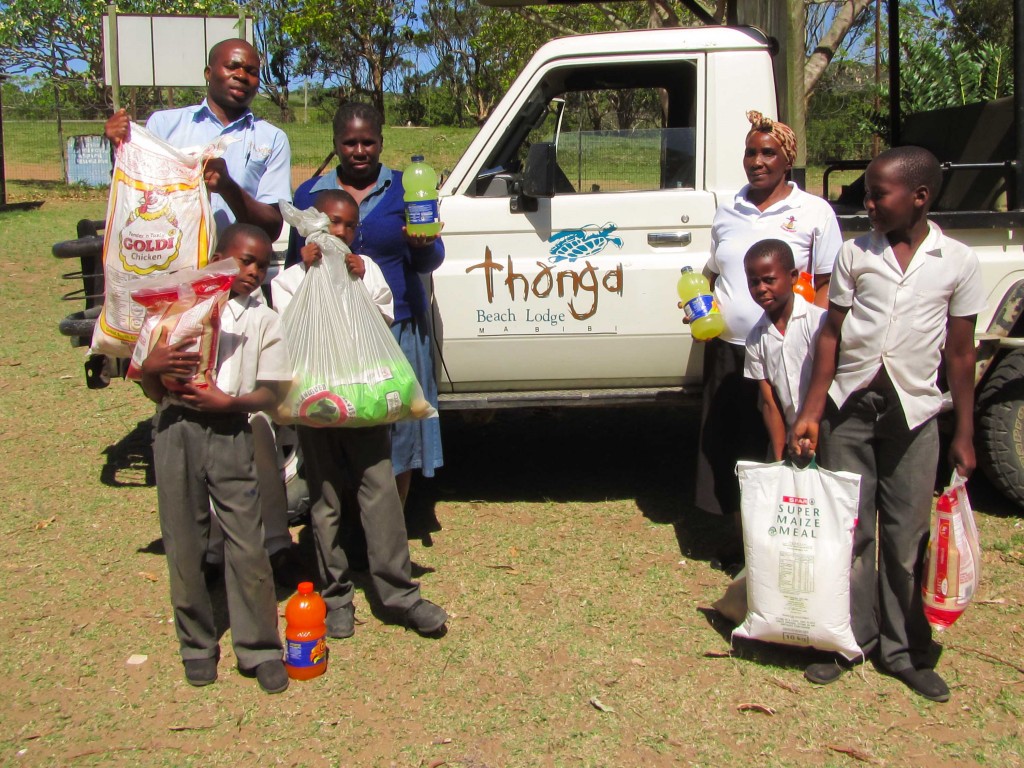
[734,459,863,661]
[922,473,981,631]
[91,123,225,358]
[274,201,437,428]
[125,260,238,391]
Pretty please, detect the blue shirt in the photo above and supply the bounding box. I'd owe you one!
[288,165,445,323]
[145,99,292,235]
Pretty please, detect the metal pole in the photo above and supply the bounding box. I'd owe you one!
[888,0,900,147]
[0,74,7,206]
[1014,0,1023,209]
[107,5,120,111]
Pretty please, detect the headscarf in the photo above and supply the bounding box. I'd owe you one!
[746,110,797,166]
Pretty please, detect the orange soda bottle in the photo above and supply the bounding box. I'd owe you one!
[676,266,725,341]
[284,582,328,680]
[793,271,816,302]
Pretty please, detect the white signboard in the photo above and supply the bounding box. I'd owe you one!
[102,15,254,87]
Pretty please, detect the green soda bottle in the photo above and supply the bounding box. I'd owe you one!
[676,266,725,341]
[403,155,441,237]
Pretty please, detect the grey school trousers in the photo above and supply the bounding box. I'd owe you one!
[817,385,938,673]
[153,406,283,668]
[298,425,420,615]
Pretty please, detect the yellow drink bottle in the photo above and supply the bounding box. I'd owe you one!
[676,266,725,341]
[403,155,441,237]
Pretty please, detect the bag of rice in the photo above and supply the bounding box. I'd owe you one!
[125,260,238,391]
[91,123,224,358]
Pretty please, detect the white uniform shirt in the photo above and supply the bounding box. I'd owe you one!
[828,222,987,429]
[214,292,293,397]
[271,256,394,324]
[708,182,843,345]
[744,294,826,428]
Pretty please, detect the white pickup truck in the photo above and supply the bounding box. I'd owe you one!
[427,25,1024,504]
[54,25,1024,504]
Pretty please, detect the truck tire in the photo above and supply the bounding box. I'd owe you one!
[977,348,1024,508]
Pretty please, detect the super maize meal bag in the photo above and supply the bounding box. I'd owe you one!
[91,123,224,358]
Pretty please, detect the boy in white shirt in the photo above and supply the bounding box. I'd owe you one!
[139,223,291,693]
[743,239,827,460]
[791,146,986,702]
[271,189,448,640]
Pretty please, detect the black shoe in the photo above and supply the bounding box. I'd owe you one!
[183,656,218,686]
[326,603,355,639]
[892,667,950,702]
[239,659,290,694]
[404,599,448,636]
[805,661,844,685]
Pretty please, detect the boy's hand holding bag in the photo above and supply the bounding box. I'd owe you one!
[273,201,437,428]
[734,458,863,661]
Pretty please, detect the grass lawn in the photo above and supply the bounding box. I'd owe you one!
[0,199,1021,766]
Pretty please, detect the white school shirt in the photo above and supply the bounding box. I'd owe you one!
[828,222,987,429]
[271,255,395,324]
[744,294,827,428]
[214,293,293,398]
[708,182,843,345]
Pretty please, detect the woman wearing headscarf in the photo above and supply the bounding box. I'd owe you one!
[695,110,843,566]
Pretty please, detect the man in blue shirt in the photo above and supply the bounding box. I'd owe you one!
[104,38,291,240]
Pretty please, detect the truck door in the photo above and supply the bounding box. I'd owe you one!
[433,55,716,392]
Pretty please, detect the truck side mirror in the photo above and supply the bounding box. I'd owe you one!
[523,142,556,198]
[511,142,556,213]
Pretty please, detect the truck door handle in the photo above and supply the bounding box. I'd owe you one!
[648,232,692,247]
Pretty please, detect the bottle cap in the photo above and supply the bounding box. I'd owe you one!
[411,154,424,162]
[297,581,314,595]
[680,266,693,274]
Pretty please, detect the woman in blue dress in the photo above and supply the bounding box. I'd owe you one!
[289,103,444,516]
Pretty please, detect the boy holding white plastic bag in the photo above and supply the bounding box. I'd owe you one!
[714,239,861,663]
[271,191,448,640]
[791,147,985,702]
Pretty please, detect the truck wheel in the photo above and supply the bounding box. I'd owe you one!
[977,348,1024,508]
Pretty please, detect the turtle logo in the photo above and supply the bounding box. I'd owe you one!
[547,223,623,263]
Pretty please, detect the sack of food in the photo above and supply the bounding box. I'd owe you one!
[91,123,225,358]
[273,201,436,428]
[712,567,748,625]
[125,260,238,391]
[733,459,863,661]
[922,473,981,631]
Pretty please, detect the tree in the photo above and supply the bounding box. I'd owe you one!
[247,0,301,122]
[419,0,546,126]
[285,0,418,118]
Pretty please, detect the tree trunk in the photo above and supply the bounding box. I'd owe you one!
[804,0,874,97]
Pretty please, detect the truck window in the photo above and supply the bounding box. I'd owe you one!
[473,60,698,197]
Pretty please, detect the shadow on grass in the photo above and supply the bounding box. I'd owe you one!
[418,406,732,563]
[101,418,154,488]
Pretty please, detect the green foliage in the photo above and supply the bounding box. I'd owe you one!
[901,36,1012,112]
